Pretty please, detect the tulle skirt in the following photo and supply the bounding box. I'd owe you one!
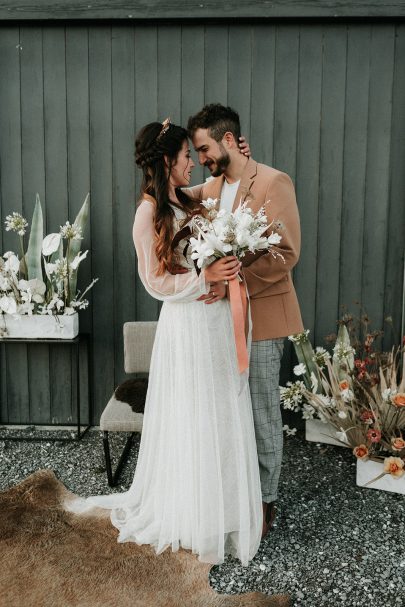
[78,299,262,565]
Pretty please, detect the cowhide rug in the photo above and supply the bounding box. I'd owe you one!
[0,470,290,607]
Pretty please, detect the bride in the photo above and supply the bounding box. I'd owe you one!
[74,119,263,566]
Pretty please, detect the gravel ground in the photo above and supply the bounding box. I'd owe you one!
[1,426,404,607]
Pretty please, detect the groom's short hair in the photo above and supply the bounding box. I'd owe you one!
[187,104,241,143]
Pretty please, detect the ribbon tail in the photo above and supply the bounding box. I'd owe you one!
[229,277,249,374]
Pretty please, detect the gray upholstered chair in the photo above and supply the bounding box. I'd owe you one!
[101,321,157,486]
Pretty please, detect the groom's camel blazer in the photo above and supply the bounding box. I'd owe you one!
[190,158,304,341]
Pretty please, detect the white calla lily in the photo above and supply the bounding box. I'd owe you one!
[42,233,62,256]
[0,295,17,314]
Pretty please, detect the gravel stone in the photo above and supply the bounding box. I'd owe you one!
[0,427,404,606]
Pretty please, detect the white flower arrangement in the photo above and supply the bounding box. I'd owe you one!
[1,194,98,333]
[188,198,285,270]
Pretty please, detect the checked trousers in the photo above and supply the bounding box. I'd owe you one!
[249,338,285,503]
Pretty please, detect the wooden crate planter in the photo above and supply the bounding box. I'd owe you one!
[0,313,79,339]
[356,459,405,495]
[305,419,343,447]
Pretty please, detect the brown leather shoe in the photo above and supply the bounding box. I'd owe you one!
[261,501,276,538]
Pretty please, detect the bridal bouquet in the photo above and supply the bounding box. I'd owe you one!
[1,194,98,320]
[189,198,285,271]
[281,314,405,480]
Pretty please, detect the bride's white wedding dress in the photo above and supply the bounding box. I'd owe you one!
[70,199,262,565]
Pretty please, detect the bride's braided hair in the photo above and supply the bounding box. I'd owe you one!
[135,121,202,275]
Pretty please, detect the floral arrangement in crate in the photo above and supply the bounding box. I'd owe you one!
[0,194,98,330]
[281,313,405,483]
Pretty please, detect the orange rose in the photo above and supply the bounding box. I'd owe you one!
[339,380,350,391]
[383,456,405,478]
[391,437,405,451]
[392,393,405,407]
[353,444,369,460]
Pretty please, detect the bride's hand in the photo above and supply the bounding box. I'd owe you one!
[197,281,227,304]
[204,257,241,283]
[238,136,251,157]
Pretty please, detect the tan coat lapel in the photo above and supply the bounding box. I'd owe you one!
[202,176,224,206]
[232,158,258,212]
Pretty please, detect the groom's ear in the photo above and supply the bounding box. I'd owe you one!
[222,131,237,149]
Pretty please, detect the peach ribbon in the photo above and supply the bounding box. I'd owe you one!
[228,276,249,374]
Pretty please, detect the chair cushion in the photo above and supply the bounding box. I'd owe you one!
[100,395,144,433]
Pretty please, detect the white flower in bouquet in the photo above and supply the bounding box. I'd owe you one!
[60,221,83,240]
[5,212,28,236]
[42,233,62,256]
[2,193,98,317]
[279,380,306,412]
[288,330,310,344]
[293,363,307,376]
[70,250,88,271]
[189,199,284,269]
[3,252,20,274]
[0,295,17,314]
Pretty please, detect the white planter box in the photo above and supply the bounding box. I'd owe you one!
[305,419,343,447]
[0,312,79,339]
[357,459,405,495]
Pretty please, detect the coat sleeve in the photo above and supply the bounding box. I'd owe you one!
[242,172,301,297]
[132,200,209,302]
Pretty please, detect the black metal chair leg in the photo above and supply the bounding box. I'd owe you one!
[103,430,135,487]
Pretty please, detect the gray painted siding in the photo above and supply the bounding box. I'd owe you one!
[0,22,404,423]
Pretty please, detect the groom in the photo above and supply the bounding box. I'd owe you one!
[186,104,304,538]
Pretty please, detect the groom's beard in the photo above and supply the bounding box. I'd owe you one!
[205,144,230,177]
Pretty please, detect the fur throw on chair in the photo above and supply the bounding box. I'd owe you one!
[114,378,148,414]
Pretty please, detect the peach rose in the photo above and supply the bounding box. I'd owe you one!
[391,393,405,408]
[391,437,405,451]
[353,444,369,460]
[383,457,405,478]
[339,380,350,391]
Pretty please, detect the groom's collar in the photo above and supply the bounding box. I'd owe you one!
[202,157,258,210]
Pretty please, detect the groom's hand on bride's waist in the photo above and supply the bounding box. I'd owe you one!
[197,281,227,304]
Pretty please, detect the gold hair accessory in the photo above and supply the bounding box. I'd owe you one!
[157,117,171,139]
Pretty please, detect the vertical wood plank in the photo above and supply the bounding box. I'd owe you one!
[0,26,24,423]
[339,25,371,318]
[181,25,204,185]
[134,25,159,322]
[228,24,252,140]
[89,25,115,420]
[204,25,228,106]
[251,25,276,167]
[294,26,323,335]
[273,24,300,378]
[273,24,300,179]
[362,24,395,332]
[20,25,49,423]
[315,25,347,344]
[384,24,405,347]
[112,25,136,387]
[43,25,73,424]
[66,26,91,422]
[157,25,181,124]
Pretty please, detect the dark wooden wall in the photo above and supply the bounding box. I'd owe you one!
[0,18,404,424]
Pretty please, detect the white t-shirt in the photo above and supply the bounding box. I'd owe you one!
[220,179,240,213]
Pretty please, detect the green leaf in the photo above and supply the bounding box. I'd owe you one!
[25,194,43,281]
[68,193,90,299]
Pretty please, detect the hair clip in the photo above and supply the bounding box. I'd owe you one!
[157,117,171,139]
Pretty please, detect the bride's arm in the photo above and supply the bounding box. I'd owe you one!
[133,200,209,303]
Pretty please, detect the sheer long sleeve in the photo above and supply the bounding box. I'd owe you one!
[133,200,209,303]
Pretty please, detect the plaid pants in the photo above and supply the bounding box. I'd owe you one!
[249,338,285,503]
